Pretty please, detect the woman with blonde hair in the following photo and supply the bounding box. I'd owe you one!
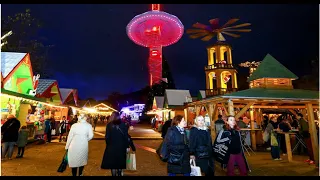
[65,114,93,176]
[189,115,214,176]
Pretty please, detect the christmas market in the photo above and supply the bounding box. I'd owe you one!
[1,4,319,177]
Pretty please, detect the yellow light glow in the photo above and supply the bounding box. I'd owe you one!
[0,93,67,109]
[83,107,97,113]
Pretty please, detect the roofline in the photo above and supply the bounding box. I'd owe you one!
[93,103,118,112]
[248,77,298,82]
[221,95,319,101]
[2,53,30,85]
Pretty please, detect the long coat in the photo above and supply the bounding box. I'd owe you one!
[65,120,93,168]
[101,120,129,169]
[162,126,191,174]
[1,118,21,142]
[189,127,214,174]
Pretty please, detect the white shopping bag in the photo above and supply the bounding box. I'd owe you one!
[126,152,136,171]
[51,129,56,135]
[190,159,202,176]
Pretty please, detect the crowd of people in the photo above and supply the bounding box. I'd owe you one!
[157,115,250,176]
[1,110,318,176]
[263,113,316,165]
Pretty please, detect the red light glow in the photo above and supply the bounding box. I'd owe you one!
[126,6,184,85]
[152,4,160,11]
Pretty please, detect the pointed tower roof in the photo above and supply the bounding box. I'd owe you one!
[248,54,298,82]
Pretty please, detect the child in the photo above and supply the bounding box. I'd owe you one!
[16,126,29,158]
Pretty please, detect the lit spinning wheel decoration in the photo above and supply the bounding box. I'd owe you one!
[126,4,184,85]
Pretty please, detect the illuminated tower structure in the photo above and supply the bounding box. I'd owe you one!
[204,42,238,97]
[126,4,184,86]
[186,18,251,97]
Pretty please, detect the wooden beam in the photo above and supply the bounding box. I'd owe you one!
[306,103,319,167]
[184,108,188,124]
[206,103,217,141]
[249,109,256,151]
[235,102,255,119]
[233,105,319,109]
[285,133,293,162]
[212,103,219,121]
[221,103,229,116]
[195,105,201,116]
[228,99,235,116]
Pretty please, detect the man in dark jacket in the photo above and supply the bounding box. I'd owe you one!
[1,114,21,160]
[161,119,172,139]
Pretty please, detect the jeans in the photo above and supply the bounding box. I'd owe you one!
[271,146,280,159]
[271,137,280,159]
[2,142,16,159]
[168,173,190,176]
[227,153,247,176]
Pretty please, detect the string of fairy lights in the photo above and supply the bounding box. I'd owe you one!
[0,92,67,109]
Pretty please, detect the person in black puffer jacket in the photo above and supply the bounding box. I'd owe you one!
[1,114,21,160]
[161,115,191,176]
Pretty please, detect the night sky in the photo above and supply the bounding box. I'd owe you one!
[2,4,319,100]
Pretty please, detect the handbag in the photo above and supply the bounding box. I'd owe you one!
[190,159,202,176]
[168,150,184,165]
[159,140,169,162]
[270,132,278,146]
[51,129,56,135]
[126,152,137,171]
[57,150,68,173]
[263,130,270,142]
[212,131,231,164]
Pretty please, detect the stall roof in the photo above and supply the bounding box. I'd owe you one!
[222,88,319,100]
[154,96,164,109]
[36,79,57,95]
[1,52,27,78]
[59,88,77,105]
[165,89,191,106]
[248,54,298,82]
[199,90,206,99]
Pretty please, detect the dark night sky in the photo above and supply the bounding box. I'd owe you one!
[2,4,319,100]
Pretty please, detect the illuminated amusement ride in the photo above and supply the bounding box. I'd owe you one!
[126,4,184,86]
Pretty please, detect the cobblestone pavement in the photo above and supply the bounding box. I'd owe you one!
[1,138,318,176]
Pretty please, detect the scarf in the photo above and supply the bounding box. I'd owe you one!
[192,125,208,131]
[176,126,185,134]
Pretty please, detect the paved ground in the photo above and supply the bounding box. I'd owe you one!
[1,122,318,176]
[94,121,162,139]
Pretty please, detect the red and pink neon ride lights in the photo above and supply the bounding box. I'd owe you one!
[126,4,184,85]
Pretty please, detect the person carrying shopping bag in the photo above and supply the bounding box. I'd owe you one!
[65,114,93,176]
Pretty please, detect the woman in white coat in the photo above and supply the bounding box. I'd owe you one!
[65,114,94,176]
